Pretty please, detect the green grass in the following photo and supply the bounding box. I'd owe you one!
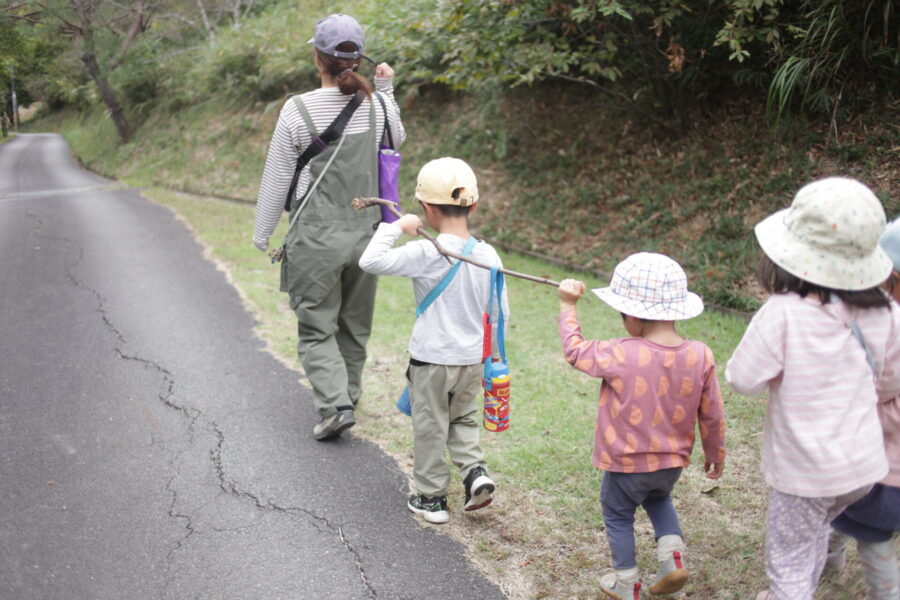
[140,187,875,599]
[34,97,891,598]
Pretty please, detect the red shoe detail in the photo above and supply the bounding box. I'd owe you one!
[633,582,641,599]
[673,551,683,569]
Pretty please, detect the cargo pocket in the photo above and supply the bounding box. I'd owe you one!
[283,242,342,306]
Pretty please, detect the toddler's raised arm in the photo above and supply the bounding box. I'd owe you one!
[698,347,726,479]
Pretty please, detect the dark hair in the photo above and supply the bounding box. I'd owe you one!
[619,312,651,323]
[888,270,900,295]
[422,187,473,217]
[316,42,372,97]
[434,203,472,217]
[756,254,891,309]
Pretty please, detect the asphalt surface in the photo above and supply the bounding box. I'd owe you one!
[0,134,506,600]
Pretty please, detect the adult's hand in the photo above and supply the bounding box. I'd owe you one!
[375,63,394,79]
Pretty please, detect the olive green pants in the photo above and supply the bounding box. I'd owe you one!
[291,262,377,418]
[407,362,486,498]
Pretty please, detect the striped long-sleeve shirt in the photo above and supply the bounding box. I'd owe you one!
[252,77,406,251]
[726,293,900,497]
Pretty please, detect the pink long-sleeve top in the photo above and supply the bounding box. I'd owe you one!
[879,398,900,487]
[726,293,900,497]
[558,309,726,474]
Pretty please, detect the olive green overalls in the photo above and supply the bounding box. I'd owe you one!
[280,95,381,419]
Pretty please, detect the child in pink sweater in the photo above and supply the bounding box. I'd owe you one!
[726,178,900,600]
[557,252,726,600]
[826,216,900,600]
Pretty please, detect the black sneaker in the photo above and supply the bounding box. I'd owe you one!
[463,466,495,511]
[407,494,449,524]
[313,409,355,441]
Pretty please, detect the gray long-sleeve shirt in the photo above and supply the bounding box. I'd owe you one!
[359,223,511,365]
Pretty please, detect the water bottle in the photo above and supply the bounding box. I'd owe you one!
[483,361,510,432]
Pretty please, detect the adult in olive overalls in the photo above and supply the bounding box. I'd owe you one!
[252,14,405,440]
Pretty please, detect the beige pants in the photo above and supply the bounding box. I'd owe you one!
[408,362,485,498]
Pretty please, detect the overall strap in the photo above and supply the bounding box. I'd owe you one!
[416,237,477,318]
[285,91,365,212]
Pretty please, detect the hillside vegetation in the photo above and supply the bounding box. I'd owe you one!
[21,0,898,310]
[13,1,900,598]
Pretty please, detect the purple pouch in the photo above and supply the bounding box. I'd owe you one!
[378,145,401,223]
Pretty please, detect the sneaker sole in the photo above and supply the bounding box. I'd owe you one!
[313,413,356,441]
[648,568,688,595]
[464,483,495,511]
[407,501,449,524]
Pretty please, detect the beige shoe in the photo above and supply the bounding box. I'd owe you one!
[648,535,689,595]
[599,570,642,600]
[648,550,688,595]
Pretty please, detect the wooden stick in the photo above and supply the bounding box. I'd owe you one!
[353,197,561,288]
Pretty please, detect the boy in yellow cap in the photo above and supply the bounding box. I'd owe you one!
[360,157,509,523]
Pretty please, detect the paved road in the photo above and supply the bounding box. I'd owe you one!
[0,134,506,600]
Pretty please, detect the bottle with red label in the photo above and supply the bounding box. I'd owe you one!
[483,361,510,432]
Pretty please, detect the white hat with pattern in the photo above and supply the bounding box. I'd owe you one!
[592,252,704,320]
[755,177,892,290]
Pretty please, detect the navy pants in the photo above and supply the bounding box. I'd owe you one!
[601,468,684,570]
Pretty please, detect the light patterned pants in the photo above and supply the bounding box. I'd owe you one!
[765,485,872,600]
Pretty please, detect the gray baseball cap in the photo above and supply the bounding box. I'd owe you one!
[308,14,374,64]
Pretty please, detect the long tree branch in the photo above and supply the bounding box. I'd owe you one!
[353,197,561,288]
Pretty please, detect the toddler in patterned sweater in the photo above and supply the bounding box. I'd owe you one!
[557,252,726,600]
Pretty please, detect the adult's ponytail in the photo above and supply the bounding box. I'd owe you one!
[316,43,372,98]
[336,68,372,97]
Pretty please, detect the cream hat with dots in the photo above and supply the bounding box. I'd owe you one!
[754,177,893,290]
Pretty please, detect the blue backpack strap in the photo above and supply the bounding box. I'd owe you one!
[416,237,477,317]
[483,266,507,388]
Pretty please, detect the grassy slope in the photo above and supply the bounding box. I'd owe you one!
[44,82,899,313]
[32,98,889,595]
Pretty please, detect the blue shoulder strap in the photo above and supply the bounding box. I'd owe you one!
[416,237,477,318]
[483,266,506,387]
[490,267,506,362]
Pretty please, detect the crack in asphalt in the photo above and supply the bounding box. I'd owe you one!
[66,266,127,345]
[51,203,377,598]
[209,422,376,599]
[165,476,197,562]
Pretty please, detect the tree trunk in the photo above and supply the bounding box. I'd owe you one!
[195,0,216,45]
[81,53,131,142]
[73,0,131,142]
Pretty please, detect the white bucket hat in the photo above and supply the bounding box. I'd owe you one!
[592,252,704,321]
[755,177,892,290]
[415,157,479,207]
